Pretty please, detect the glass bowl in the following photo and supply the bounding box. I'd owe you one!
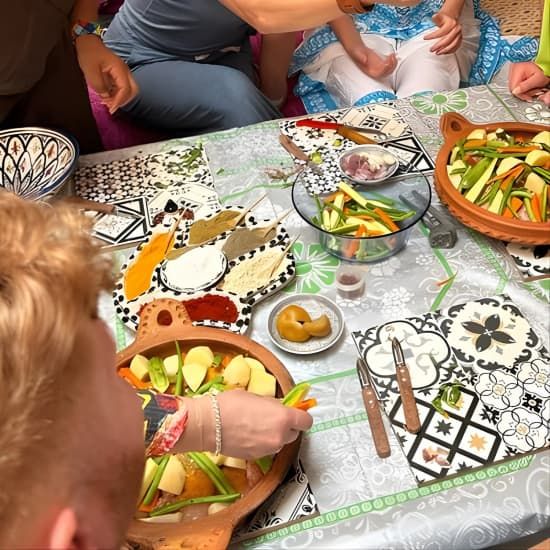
[292,173,432,263]
[339,145,399,185]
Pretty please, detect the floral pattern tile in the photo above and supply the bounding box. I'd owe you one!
[410,90,469,116]
[352,294,549,484]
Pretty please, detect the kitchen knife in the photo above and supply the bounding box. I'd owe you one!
[295,119,387,142]
[356,357,391,458]
[63,196,140,219]
[391,337,421,434]
[279,134,323,175]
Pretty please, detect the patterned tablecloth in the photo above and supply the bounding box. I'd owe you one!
[82,79,550,549]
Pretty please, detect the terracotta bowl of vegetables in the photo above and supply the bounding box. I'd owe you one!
[116,299,302,549]
[435,112,550,245]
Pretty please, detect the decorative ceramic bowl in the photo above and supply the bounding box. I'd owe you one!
[434,113,550,245]
[0,127,79,200]
[339,145,399,185]
[292,172,431,263]
[116,299,300,549]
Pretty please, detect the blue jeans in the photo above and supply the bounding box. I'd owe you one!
[121,52,280,135]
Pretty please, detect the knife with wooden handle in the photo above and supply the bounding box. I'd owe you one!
[391,337,421,434]
[278,134,322,174]
[356,358,391,458]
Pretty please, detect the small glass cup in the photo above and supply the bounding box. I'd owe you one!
[335,264,366,300]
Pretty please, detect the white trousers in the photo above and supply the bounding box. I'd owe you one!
[302,2,480,107]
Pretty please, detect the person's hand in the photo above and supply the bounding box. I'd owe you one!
[74,35,138,114]
[349,44,397,79]
[509,61,550,104]
[424,11,462,55]
[217,390,313,459]
[183,390,313,460]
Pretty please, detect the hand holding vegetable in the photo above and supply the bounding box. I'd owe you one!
[176,390,313,460]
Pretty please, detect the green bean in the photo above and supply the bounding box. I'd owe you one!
[195,376,224,395]
[541,185,548,222]
[188,452,235,495]
[174,342,184,396]
[150,493,240,517]
[459,157,493,190]
[499,178,516,216]
[142,455,170,506]
[147,357,169,393]
[524,198,537,222]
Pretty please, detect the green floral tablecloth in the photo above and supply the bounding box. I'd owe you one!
[83,80,550,549]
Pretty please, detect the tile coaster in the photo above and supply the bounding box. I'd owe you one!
[503,242,550,281]
[352,294,549,484]
[74,145,220,247]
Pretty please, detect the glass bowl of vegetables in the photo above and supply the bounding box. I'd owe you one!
[339,145,399,184]
[292,172,431,263]
[435,113,550,245]
[117,299,311,548]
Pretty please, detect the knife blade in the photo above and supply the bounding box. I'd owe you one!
[63,196,141,219]
[279,134,323,175]
[296,119,387,142]
[356,358,391,458]
[391,337,421,434]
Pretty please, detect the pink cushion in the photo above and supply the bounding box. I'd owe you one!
[91,32,305,150]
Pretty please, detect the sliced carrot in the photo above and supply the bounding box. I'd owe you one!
[323,192,352,204]
[221,355,233,368]
[464,139,487,149]
[499,168,522,191]
[294,398,318,411]
[503,197,522,219]
[344,225,366,258]
[532,194,542,222]
[485,165,524,186]
[367,230,385,236]
[118,367,152,390]
[138,492,159,513]
[373,207,399,232]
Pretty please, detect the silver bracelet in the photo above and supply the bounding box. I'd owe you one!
[209,392,223,456]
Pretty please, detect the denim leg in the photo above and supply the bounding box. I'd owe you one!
[122,59,279,134]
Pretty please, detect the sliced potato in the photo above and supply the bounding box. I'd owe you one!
[208,503,230,515]
[130,354,150,381]
[525,150,550,167]
[183,362,208,392]
[158,455,187,495]
[138,458,158,503]
[532,131,550,147]
[163,354,180,383]
[525,173,546,197]
[184,346,214,368]
[244,357,266,374]
[223,354,251,387]
[139,512,183,523]
[496,157,522,176]
[466,129,486,141]
[223,456,247,470]
[247,369,277,397]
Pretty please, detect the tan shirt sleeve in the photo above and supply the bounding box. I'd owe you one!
[0,1,72,95]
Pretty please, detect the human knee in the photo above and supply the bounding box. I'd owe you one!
[213,69,278,127]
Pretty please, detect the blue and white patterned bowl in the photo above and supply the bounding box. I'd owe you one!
[0,127,79,200]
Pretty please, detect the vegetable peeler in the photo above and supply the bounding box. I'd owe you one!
[400,191,458,249]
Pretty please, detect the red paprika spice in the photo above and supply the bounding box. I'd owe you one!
[181,294,238,323]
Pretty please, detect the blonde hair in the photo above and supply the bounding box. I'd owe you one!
[0,192,113,539]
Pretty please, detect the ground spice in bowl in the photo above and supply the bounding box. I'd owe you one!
[181,293,239,323]
[221,248,290,296]
[222,227,276,260]
[188,210,241,245]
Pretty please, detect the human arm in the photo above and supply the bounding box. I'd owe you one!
[259,33,297,107]
[218,0,421,34]
[142,390,313,460]
[423,0,464,55]
[330,15,397,78]
[71,0,138,113]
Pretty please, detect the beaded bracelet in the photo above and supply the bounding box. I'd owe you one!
[71,19,105,41]
[209,392,223,456]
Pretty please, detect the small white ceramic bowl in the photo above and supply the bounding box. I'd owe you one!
[339,145,399,185]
